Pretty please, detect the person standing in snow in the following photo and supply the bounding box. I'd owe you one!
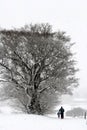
[57,109,61,118]
[59,106,65,119]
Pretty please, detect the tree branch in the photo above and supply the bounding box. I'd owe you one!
[0,62,11,72]
[14,51,32,75]
[39,86,50,94]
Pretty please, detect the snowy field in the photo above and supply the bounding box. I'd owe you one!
[0,114,86,130]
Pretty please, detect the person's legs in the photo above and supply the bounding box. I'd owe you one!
[61,113,64,119]
[58,113,60,118]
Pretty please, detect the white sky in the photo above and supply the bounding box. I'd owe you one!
[0,0,87,103]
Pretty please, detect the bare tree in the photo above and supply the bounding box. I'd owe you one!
[0,23,78,114]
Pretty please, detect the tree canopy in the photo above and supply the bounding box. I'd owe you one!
[0,23,78,114]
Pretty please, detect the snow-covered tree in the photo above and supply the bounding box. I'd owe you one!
[0,23,78,114]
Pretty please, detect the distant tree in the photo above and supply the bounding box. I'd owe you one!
[0,23,78,114]
[66,107,87,117]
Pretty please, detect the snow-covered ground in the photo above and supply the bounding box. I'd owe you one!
[0,114,86,130]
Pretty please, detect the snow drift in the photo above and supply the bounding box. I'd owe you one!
[0,114,87,130]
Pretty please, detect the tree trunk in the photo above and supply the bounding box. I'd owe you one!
[28,92,42,115]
